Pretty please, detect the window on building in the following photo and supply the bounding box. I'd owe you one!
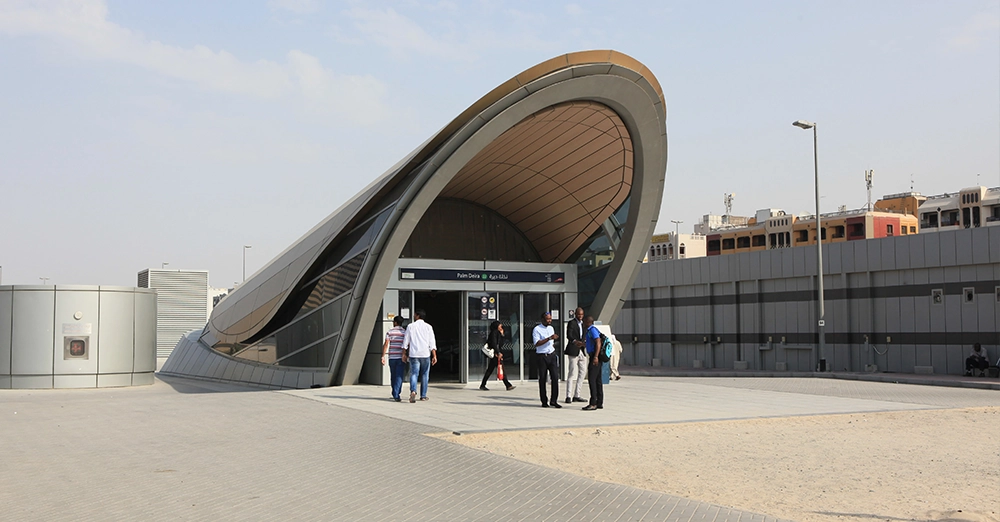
[752,234,765,247]
[849,223,865,237]
[768,233,776,248]
[679,243,686,256]
[667,244,674,259]
[707,239,721,253]
[796,230,809,243]
[737,236,750,249]
[722,238,735,250]
[832,225,845,238]
[910,226,916,233]
[901,225,908,235]
[820,228,827,240]
[922,213,938,228]
[886,224,893,236]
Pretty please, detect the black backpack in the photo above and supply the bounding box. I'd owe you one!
[598,333,613,363]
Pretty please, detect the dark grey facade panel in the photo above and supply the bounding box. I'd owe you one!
[616,227,1000,374]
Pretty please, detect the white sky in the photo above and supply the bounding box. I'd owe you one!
[1,0,998,287]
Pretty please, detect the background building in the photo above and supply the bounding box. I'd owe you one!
[646,232,706,261]
[138,269,208,358]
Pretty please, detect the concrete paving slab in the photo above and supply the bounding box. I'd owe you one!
[0,375,787,522]
[283,376,963,434]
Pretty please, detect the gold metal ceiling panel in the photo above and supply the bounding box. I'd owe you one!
[441,99,633,263]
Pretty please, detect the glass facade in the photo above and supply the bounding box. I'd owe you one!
[228,205,396,368]
[571,196,630,311]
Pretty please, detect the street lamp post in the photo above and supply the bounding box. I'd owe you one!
[162,262,169,269]
[243,245,252,282]
[670,219,683,259]
[793,119,826,372]
[39,277,50,285]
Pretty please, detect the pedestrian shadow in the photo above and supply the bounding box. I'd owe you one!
[310,394,399,403]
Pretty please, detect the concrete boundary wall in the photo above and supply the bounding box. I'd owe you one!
[614,227,1000,374]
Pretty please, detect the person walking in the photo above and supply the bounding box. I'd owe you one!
[609,334,623,381]
[532,311,561,408]
[582,315,604,411]
[480,320,516,391]
[380,315,407,402]
[564,307,587,403]
[402,309,437,403]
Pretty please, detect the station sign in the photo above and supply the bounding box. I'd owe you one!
[399,268,564,283]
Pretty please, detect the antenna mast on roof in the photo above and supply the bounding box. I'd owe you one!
[865,170,874,211]
[723,193,735,224]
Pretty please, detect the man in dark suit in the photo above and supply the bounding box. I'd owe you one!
[564,307,587,404]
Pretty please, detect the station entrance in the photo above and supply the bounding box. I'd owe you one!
[403,290,563,384]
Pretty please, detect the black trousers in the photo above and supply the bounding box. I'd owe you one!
[537,352,559,405]
[966,356,989,371]
[588,360,604,407]
[481,355,512,388]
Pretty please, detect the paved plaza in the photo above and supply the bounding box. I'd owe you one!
[2,373,998,521]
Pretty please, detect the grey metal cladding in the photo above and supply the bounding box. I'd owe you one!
[11,289,55,375]
[0,289,11,375]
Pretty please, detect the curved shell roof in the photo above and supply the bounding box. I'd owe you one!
[203,50,667,356]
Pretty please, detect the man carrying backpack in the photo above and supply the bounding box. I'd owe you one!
[582,315,604,411]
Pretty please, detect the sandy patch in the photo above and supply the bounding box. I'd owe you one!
[444,407,1000,522]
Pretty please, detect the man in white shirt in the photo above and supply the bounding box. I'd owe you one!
[532,311,561,408]
[402,309,437,402]
[965,343,989,377]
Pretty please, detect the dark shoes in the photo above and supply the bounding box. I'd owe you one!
[506,385,516,391]
[582,405,597,411]
[572,397,587,403]
[393,397,401,402]
[480,386,489,391]
[541,403,549,408]
[550,401,562,408]
[565,397,572,404]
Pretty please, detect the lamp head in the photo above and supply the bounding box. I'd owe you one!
[792,120,815,130]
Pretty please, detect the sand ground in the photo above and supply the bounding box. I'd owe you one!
[445,407,1000,522]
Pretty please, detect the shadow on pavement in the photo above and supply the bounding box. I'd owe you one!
[155,373,269,394]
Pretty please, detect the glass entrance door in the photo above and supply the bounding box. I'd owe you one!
[468,292,522,385]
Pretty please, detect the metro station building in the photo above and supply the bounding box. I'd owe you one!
[161,51,667,388]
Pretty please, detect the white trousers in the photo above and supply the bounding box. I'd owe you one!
[610,340,622,379]
[566,352,588,399]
